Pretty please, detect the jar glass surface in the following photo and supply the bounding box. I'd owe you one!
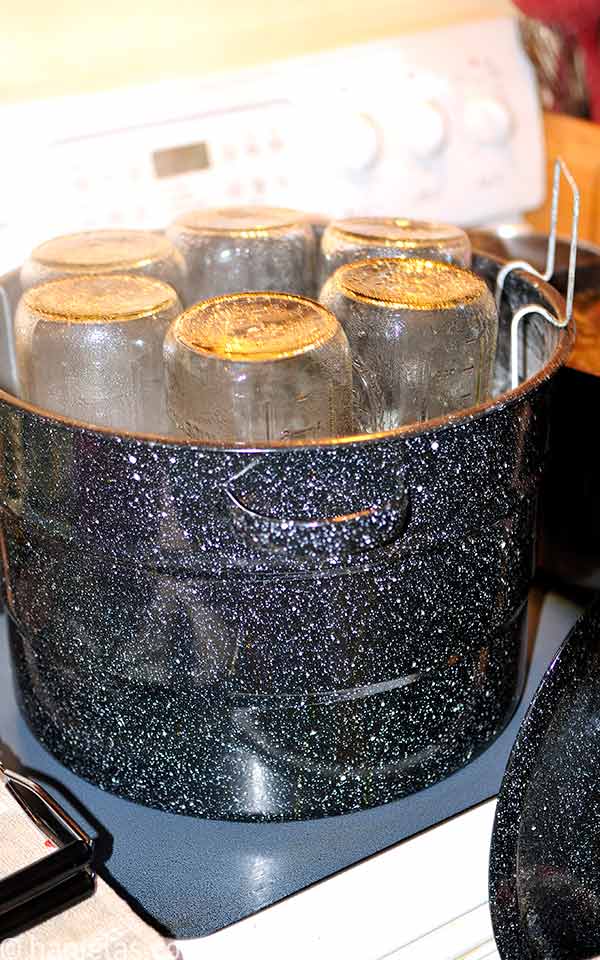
[320,257,497,432]
[15,273,182,433]
[20,229,188,302]
[319,217,472,291]
[165,291,353,444]
[167,206,316,304]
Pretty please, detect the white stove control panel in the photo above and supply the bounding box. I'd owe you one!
[0,16,543,271]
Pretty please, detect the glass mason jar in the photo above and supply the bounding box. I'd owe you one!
[164,291,352,444]
[304,213,330,245]
[318,217,472,290]
[166,206,316,304]
[15,274,182,434]
[304,213,330,297]
[320,257,498,432]
[20,229,188,302]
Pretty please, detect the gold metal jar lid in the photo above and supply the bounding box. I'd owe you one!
[173,206,306,237]
[329,217,468,249]
[336,258,486,311]
[23,274,180,323]
[30,230,179,271]
[173,292,340,361]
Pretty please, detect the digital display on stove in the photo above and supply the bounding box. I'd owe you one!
[152,142,211,178]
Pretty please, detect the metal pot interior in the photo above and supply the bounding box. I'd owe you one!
[0,252,571,450]
[470,226,600,300]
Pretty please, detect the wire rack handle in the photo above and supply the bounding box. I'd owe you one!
[495,157,579,389]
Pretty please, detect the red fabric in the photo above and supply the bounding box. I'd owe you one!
[514,0,600,120]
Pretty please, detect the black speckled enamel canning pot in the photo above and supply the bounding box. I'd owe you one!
[0,255,571,821]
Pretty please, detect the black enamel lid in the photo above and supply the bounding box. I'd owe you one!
[489,598,600,959]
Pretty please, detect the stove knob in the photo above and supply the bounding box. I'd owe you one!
[464,96,512,145]
[404,100,448,160]
[330,112,381,175]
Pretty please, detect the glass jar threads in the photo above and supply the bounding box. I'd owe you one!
[320,257,498,432]
[167,206,316,304]
[15,274,182,433]
[20,229,188,301]
[319,217,472,290]
[164,292,352,444]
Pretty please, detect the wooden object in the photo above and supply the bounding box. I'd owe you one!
[526,112,600,244]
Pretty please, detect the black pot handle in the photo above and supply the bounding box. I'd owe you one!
[223,468,409,557]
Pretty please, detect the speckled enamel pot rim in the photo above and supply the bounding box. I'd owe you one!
[0,265,571,452]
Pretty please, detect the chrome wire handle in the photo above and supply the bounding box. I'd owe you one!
[495,158,579,389]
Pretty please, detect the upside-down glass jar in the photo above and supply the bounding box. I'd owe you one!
[20,229,188,302]
[164,291,352,444]
[320,257,498,432]
[15,274,182,434]
[318,217,472,290]
[167,206,316,304]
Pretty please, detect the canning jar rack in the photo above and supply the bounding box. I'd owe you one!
[0,157,579,410]
[496,157,579,390]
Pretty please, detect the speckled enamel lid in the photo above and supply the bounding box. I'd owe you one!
[490,600,600,959]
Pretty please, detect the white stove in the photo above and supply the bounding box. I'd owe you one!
[183,799,499,960]
[0,16,542,273]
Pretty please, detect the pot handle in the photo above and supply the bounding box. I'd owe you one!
[222,466,409,557]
